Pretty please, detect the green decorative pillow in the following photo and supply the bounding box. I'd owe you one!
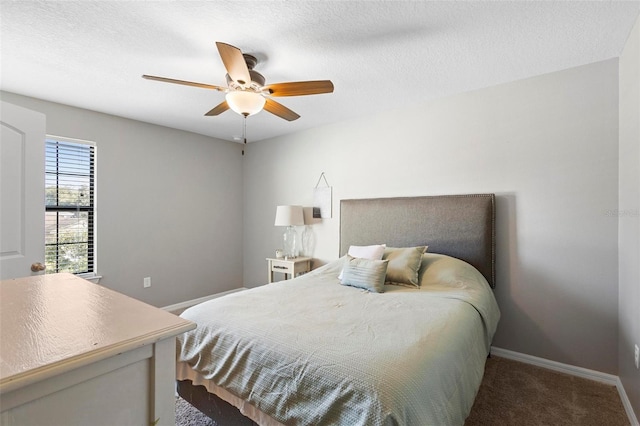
[341,256,389,293]
[383,246,428,287]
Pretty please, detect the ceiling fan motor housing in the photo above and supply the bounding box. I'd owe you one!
[225,54,265,90]
[226,71,265,91]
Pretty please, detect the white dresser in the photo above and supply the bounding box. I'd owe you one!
[0,273,195,426]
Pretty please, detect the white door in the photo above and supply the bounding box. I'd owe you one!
[0,101,46,279]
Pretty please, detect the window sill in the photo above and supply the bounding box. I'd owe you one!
[77,273,102,284]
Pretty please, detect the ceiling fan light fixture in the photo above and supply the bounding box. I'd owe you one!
[225,90,266,116]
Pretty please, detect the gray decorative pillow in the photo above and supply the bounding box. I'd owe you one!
[338,244,386,280]
[383,246,428,287]
[341,256,389,293]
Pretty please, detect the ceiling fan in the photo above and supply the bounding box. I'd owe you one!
[142,42,334,122]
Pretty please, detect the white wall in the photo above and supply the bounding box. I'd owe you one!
[618,14,640,418]
[1,91,244,307]
[243,59,620,374]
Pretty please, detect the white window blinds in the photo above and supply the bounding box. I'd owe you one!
[45,138,96,274]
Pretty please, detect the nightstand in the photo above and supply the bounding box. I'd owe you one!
[266,257,312,283]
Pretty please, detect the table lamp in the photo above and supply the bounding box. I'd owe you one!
[274,205,304,258]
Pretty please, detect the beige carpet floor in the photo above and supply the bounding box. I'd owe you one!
[465,356,629,426]
[176,356,631,426]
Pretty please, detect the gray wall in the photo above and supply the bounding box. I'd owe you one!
[618,14,640,418]
[1,91,244,307]
[243,59,620,374]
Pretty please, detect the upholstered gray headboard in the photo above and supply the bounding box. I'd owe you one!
[340,194,496,288]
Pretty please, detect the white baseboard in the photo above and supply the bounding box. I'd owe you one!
[161,287,247,313]
[617,377,640,426]
[491,347,639,426]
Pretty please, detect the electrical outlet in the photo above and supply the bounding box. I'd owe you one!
[143,277,151,288]
[635,344,639,369]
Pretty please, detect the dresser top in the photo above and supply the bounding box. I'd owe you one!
[0,273,195,391]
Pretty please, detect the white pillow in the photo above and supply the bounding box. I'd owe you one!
[339,244,386,280]
[347,244,386,259]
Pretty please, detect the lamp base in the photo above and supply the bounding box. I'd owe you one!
[282,226,298,259]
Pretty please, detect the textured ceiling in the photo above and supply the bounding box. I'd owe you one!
[1,1,639,143]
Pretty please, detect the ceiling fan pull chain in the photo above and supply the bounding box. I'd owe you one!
[241,114,247,156]
[243,114,247,144]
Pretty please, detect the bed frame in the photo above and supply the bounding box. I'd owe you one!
[177,193,496,424]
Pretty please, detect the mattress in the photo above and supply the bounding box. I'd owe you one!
[177,253,500,425]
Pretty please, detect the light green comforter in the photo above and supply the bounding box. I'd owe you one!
[178,253,500,426]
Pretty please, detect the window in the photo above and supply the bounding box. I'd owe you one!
[45,137,96,276]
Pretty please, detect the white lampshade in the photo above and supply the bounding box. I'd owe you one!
[225,91,266,116]
[274,205,304,227]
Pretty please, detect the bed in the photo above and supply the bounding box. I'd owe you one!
[176,194,500,425]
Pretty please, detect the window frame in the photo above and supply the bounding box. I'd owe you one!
[45,135,98,279]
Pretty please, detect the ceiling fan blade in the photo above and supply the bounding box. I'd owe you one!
[142,75,224,91]
[263,80,334,97]
[204,101,229,116]
[216,42,251,86]
[263,98,300,121]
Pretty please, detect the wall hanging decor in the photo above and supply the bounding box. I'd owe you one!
[313,172,332,219]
